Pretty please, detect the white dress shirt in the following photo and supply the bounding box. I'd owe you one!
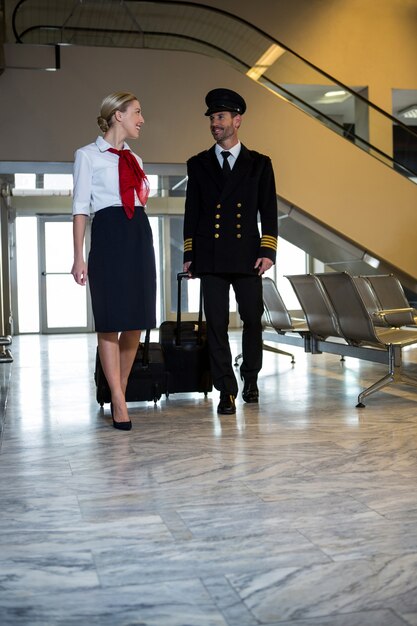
[215,141,241,170]
[72,135,145,215]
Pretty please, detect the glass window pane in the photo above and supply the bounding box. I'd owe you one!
[45,222,74,273]
[168,217,188,313]
[44,174,73,190]
[14,174,36,190]
[46,275,87,328]
[276,238,307,309]
[42,218,88,331]
[149,216,162,328]
[16,216,40,333]
[148,175,159,197]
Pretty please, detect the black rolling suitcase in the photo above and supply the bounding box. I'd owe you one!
[94,330,166,406]
[159,272,212,395]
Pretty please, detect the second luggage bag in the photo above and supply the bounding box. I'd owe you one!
[95,329,166,406]
[159,272,212,395]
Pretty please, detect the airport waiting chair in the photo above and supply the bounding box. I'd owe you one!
[234,277,308,367]
[352,276,386,325]
[317,272,417,407]
[364,274,417,328]
[352,275,414,330]
[286,273,350,366]
[350,276,408,330]
[286,273,344,342]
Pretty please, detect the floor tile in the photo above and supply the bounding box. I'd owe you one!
[2,333,417,625]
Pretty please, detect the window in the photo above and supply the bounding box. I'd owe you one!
[15,216,40,333]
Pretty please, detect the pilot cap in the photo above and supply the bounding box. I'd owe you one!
[204,88,246,116]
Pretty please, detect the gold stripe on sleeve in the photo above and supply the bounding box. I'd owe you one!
[184,238,193,252]
[261,235,277,250]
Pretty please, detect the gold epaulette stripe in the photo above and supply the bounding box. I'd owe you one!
[261,236,277,250]
[184,238,193,252]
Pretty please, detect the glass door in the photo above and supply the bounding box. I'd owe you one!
[38,216,93,333]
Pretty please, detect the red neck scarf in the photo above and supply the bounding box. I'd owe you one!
[107,148,150,219]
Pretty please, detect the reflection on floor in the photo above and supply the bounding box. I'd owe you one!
[2,332,417,625]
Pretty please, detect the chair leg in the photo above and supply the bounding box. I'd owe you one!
[356,372,395,408]
[262,343,295,364]
[234,342,296,367]
[356,345,417,407]
[0,343,13,363]
[390,344,417,389]
[234,352,243,367]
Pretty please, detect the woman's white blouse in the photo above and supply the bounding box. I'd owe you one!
[72,135,145,215]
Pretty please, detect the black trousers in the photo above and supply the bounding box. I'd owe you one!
[201,273,264,395]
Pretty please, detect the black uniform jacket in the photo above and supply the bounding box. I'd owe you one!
[183,144,278,275]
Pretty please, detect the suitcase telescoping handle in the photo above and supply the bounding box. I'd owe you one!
[176,272,204,346]
[141,329,151,366]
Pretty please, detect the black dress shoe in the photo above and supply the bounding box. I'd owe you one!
[111,403,132,431]
[217,393,236,415]
[242,382,259,403]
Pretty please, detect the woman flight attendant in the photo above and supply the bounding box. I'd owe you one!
[71,92,156,431]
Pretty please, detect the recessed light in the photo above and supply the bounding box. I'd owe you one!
[324,90,347,98]
[398,105,417,119]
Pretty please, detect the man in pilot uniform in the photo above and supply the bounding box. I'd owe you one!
[183,88,278,414]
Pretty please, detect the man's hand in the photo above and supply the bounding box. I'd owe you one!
[183,261,194,277]
[254,257,273,276]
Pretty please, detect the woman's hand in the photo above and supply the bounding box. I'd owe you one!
[71,259,88,285]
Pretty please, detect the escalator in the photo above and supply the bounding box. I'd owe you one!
[9,0,417,291]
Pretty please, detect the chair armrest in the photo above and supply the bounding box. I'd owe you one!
[372,307,413,317]
[372,307,414,326]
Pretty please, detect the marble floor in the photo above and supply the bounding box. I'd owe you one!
[2,332,417,625]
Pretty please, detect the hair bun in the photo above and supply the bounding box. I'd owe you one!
[97,116,109,133]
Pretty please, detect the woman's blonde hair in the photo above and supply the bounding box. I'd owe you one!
[97,91,138,132]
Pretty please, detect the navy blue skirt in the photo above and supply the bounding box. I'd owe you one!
[88,206,157,332]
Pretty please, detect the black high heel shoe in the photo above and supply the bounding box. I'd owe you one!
[110,403,132,431]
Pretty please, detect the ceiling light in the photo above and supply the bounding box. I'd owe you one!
[363,253,380,269]
[316,89,352,104]
[324,90,347,98]
[398,105,417,119]
[246,44,285,81]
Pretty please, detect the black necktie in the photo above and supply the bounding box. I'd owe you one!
[221,151,232,177]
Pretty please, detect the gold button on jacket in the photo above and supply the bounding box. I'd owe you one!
[183,144,278,273]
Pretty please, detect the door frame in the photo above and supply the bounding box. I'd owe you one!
[38,215,94,334]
